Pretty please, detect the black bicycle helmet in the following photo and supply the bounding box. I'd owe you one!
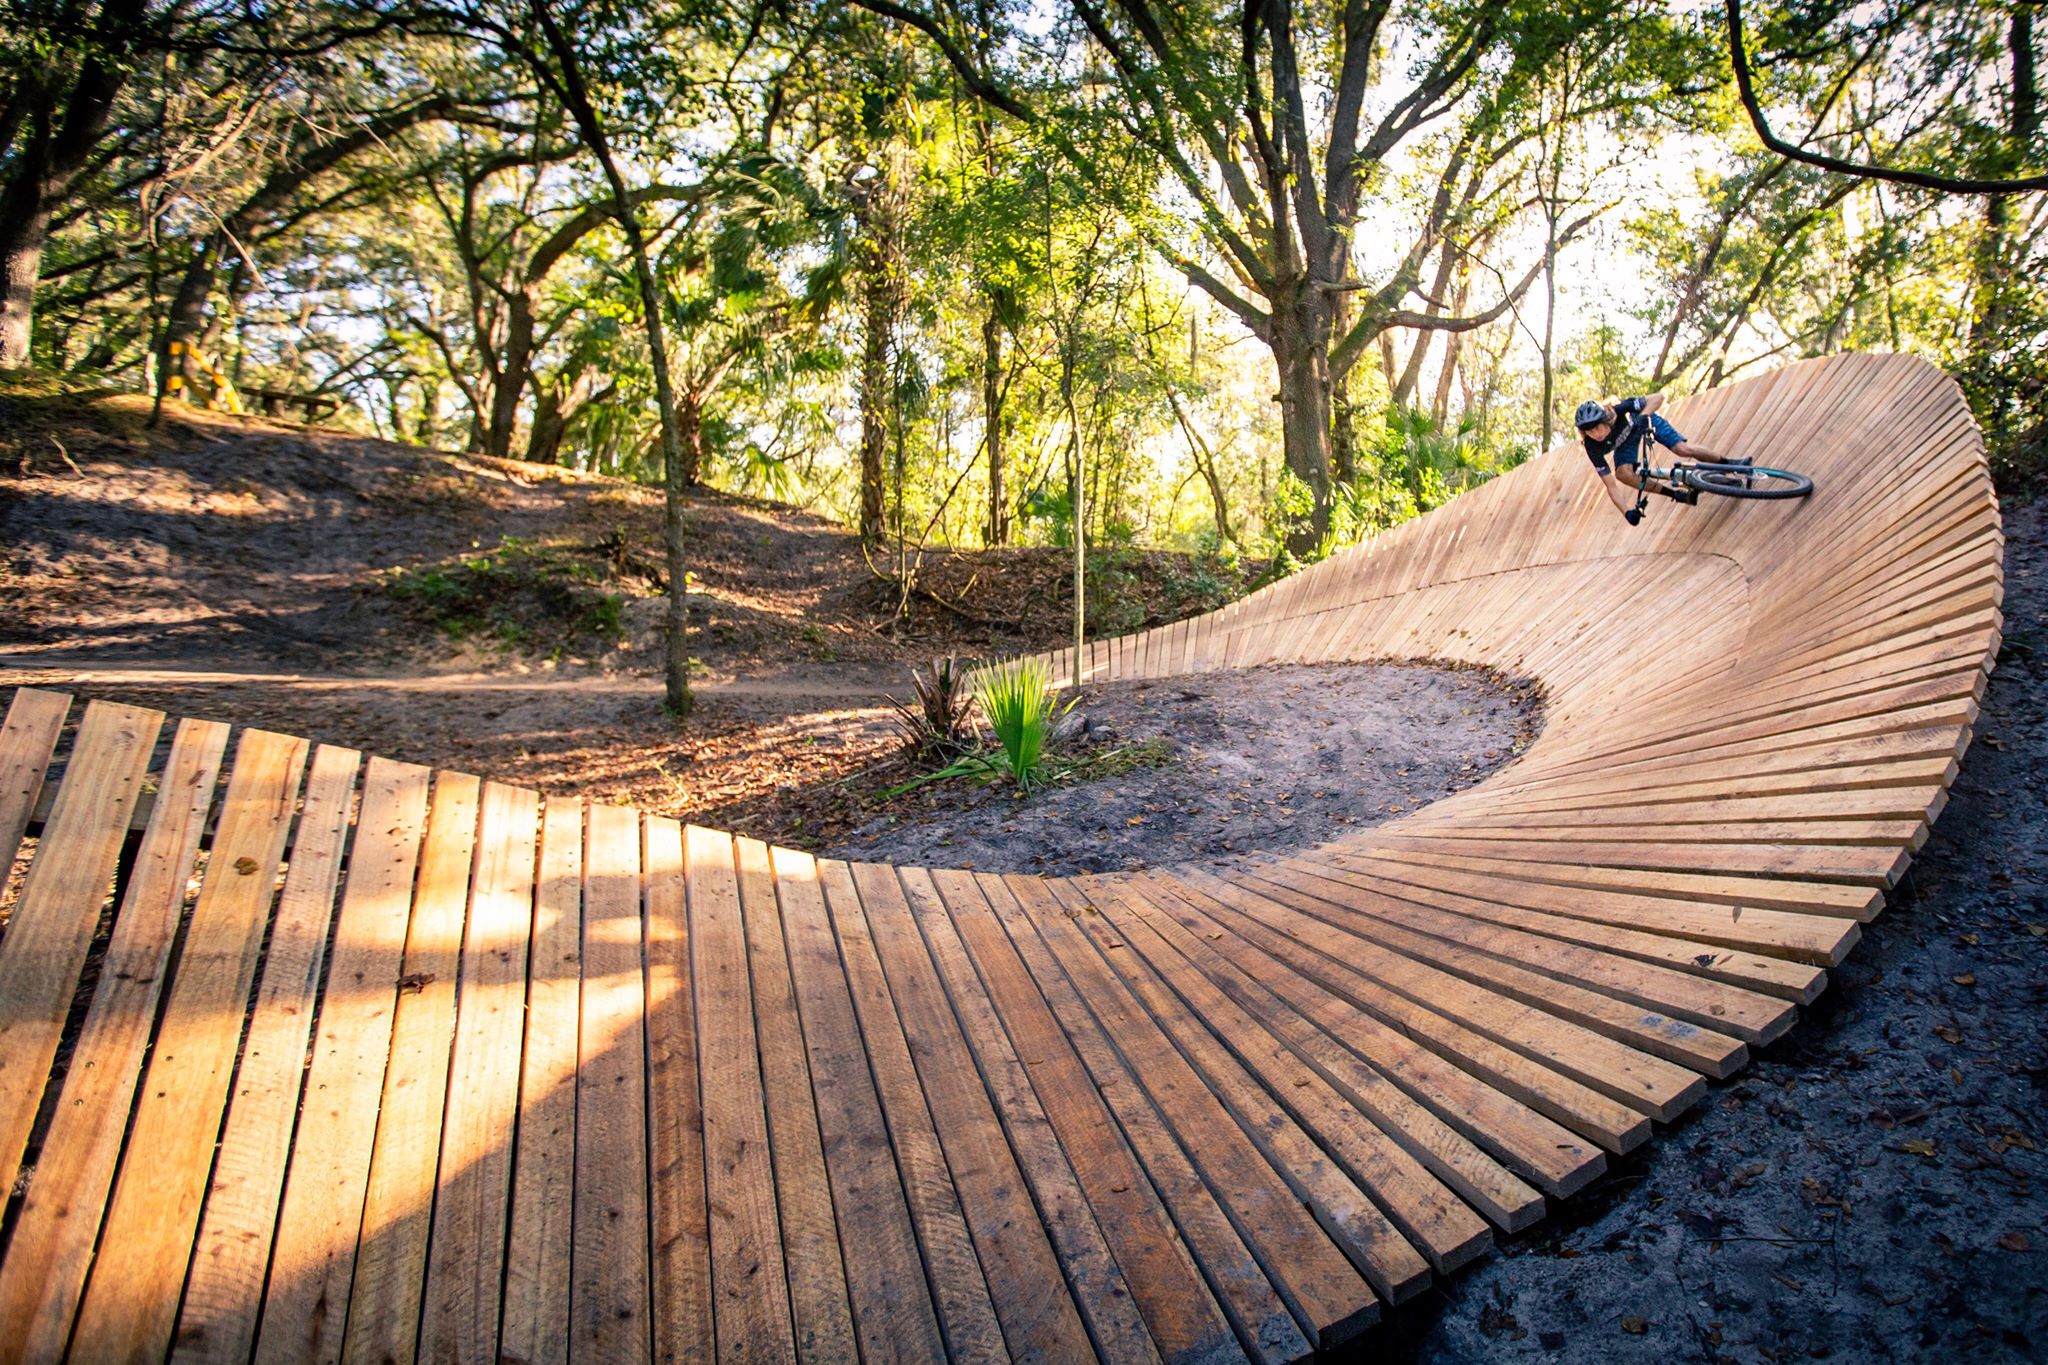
[1574,399,1611,430]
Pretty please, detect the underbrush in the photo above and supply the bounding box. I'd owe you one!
[863,542,1255,645]
[380,534,641,658]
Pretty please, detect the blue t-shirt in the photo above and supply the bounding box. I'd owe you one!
[1583,397,1646,473]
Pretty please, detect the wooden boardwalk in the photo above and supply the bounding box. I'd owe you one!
[0,353,2001,1361]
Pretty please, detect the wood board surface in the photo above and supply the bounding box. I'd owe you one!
[0,355,1999,1360]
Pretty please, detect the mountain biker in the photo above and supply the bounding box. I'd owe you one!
[1575,394,1746,525]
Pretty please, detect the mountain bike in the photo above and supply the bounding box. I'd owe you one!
[1623,413,1813,518]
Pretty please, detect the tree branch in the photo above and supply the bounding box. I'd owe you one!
[1725,0,2048,195]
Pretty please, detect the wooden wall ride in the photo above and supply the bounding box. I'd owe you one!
[0,353,2001,1361]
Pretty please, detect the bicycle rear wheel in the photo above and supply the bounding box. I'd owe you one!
[1679,464,1814,500]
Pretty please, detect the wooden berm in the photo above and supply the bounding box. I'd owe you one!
[0,353,2002,1361]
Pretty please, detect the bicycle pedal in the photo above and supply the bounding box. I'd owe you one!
[1672,487,1699,505]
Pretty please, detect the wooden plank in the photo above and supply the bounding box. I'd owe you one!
[770,848,946,1364]
[816,858,1009,1361]
[501,796,587,1365]
[0,718,229,1361]
[341,770,480,1365]
[849,862,1096,1362]
[571,803,652,1356]
[1100,875,1546,1232]
[256,756,433,1365]
[1249,860,1774,1063]
[928,869,1252,1365]
[1001,873,1382,1349]
[1127,871,1604,1199]
[0,699,162,1187]
[684,824,798,1362]
[1318,851,1830,1001]
[1170,868,1652,1153]
[734,837,858,1361]
[1213,865,1713,1115]
[70,727,309,1363]
[0,688,68,878]
[174,743,362,1365]
[1084,875,1504,1258]
[419,781,541,1365]
[1045,877,1449,1292]
[992,872,1312,1365]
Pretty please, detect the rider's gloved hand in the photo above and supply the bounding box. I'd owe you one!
[1624,507,1642,526]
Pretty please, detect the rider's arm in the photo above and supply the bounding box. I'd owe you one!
[1599,470,1637,516]
[1639,392,1665,415]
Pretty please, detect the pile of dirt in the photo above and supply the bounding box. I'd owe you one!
[819,661,1539,875]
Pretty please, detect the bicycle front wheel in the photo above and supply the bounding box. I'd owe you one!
[1679,464,1814,500]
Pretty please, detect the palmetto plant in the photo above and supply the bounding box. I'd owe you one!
[975,660,1072,789]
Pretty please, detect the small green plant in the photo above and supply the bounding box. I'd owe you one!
[976,660,1071,788]
[1064,736,1173,781]
[873,659,1075,800]
[384,536,633,653]
[885,656,981,762]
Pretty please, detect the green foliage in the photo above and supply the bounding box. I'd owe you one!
[382,537,631,654]
[1084,544,1147,637]
[1063,736,1173,783]
[975,660,1074,790]
[886,655,982,761]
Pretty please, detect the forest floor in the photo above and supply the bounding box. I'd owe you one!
[3,383,2043,1361]
[0,382,1251,827]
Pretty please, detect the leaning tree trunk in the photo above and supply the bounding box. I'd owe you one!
[529,0,692,718]
[157,232,225,399]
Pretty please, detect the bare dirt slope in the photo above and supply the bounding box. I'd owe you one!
[0,385,1252,824]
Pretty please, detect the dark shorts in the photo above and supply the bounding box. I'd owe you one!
[1614,414,1685,468]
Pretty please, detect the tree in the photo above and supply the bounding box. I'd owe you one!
[857,0,1685,551]
[518,0,698,716]
[0,0,404,367]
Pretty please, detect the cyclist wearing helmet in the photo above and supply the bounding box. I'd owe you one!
[1575,394,1743,525]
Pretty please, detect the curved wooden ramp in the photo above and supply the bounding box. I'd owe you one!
[0,353,2000,1361]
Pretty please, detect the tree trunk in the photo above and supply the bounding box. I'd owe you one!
[1540,217,1557,450]
[0,0,146,370]
[1329,288,1356,484]
[1970,6,2038,367]
[1269,291,1335,555]
[486,287,537,459]
[983,297,1007,544]
[857,222,893,545]
[529,0,692,718]
[1433,325,1464,428]
[415,376,441,446]
[0,183,53,367]
[157,233,223,399]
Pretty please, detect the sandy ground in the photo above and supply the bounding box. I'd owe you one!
[1380,493,2048,1364]
[826,661,1538,875]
